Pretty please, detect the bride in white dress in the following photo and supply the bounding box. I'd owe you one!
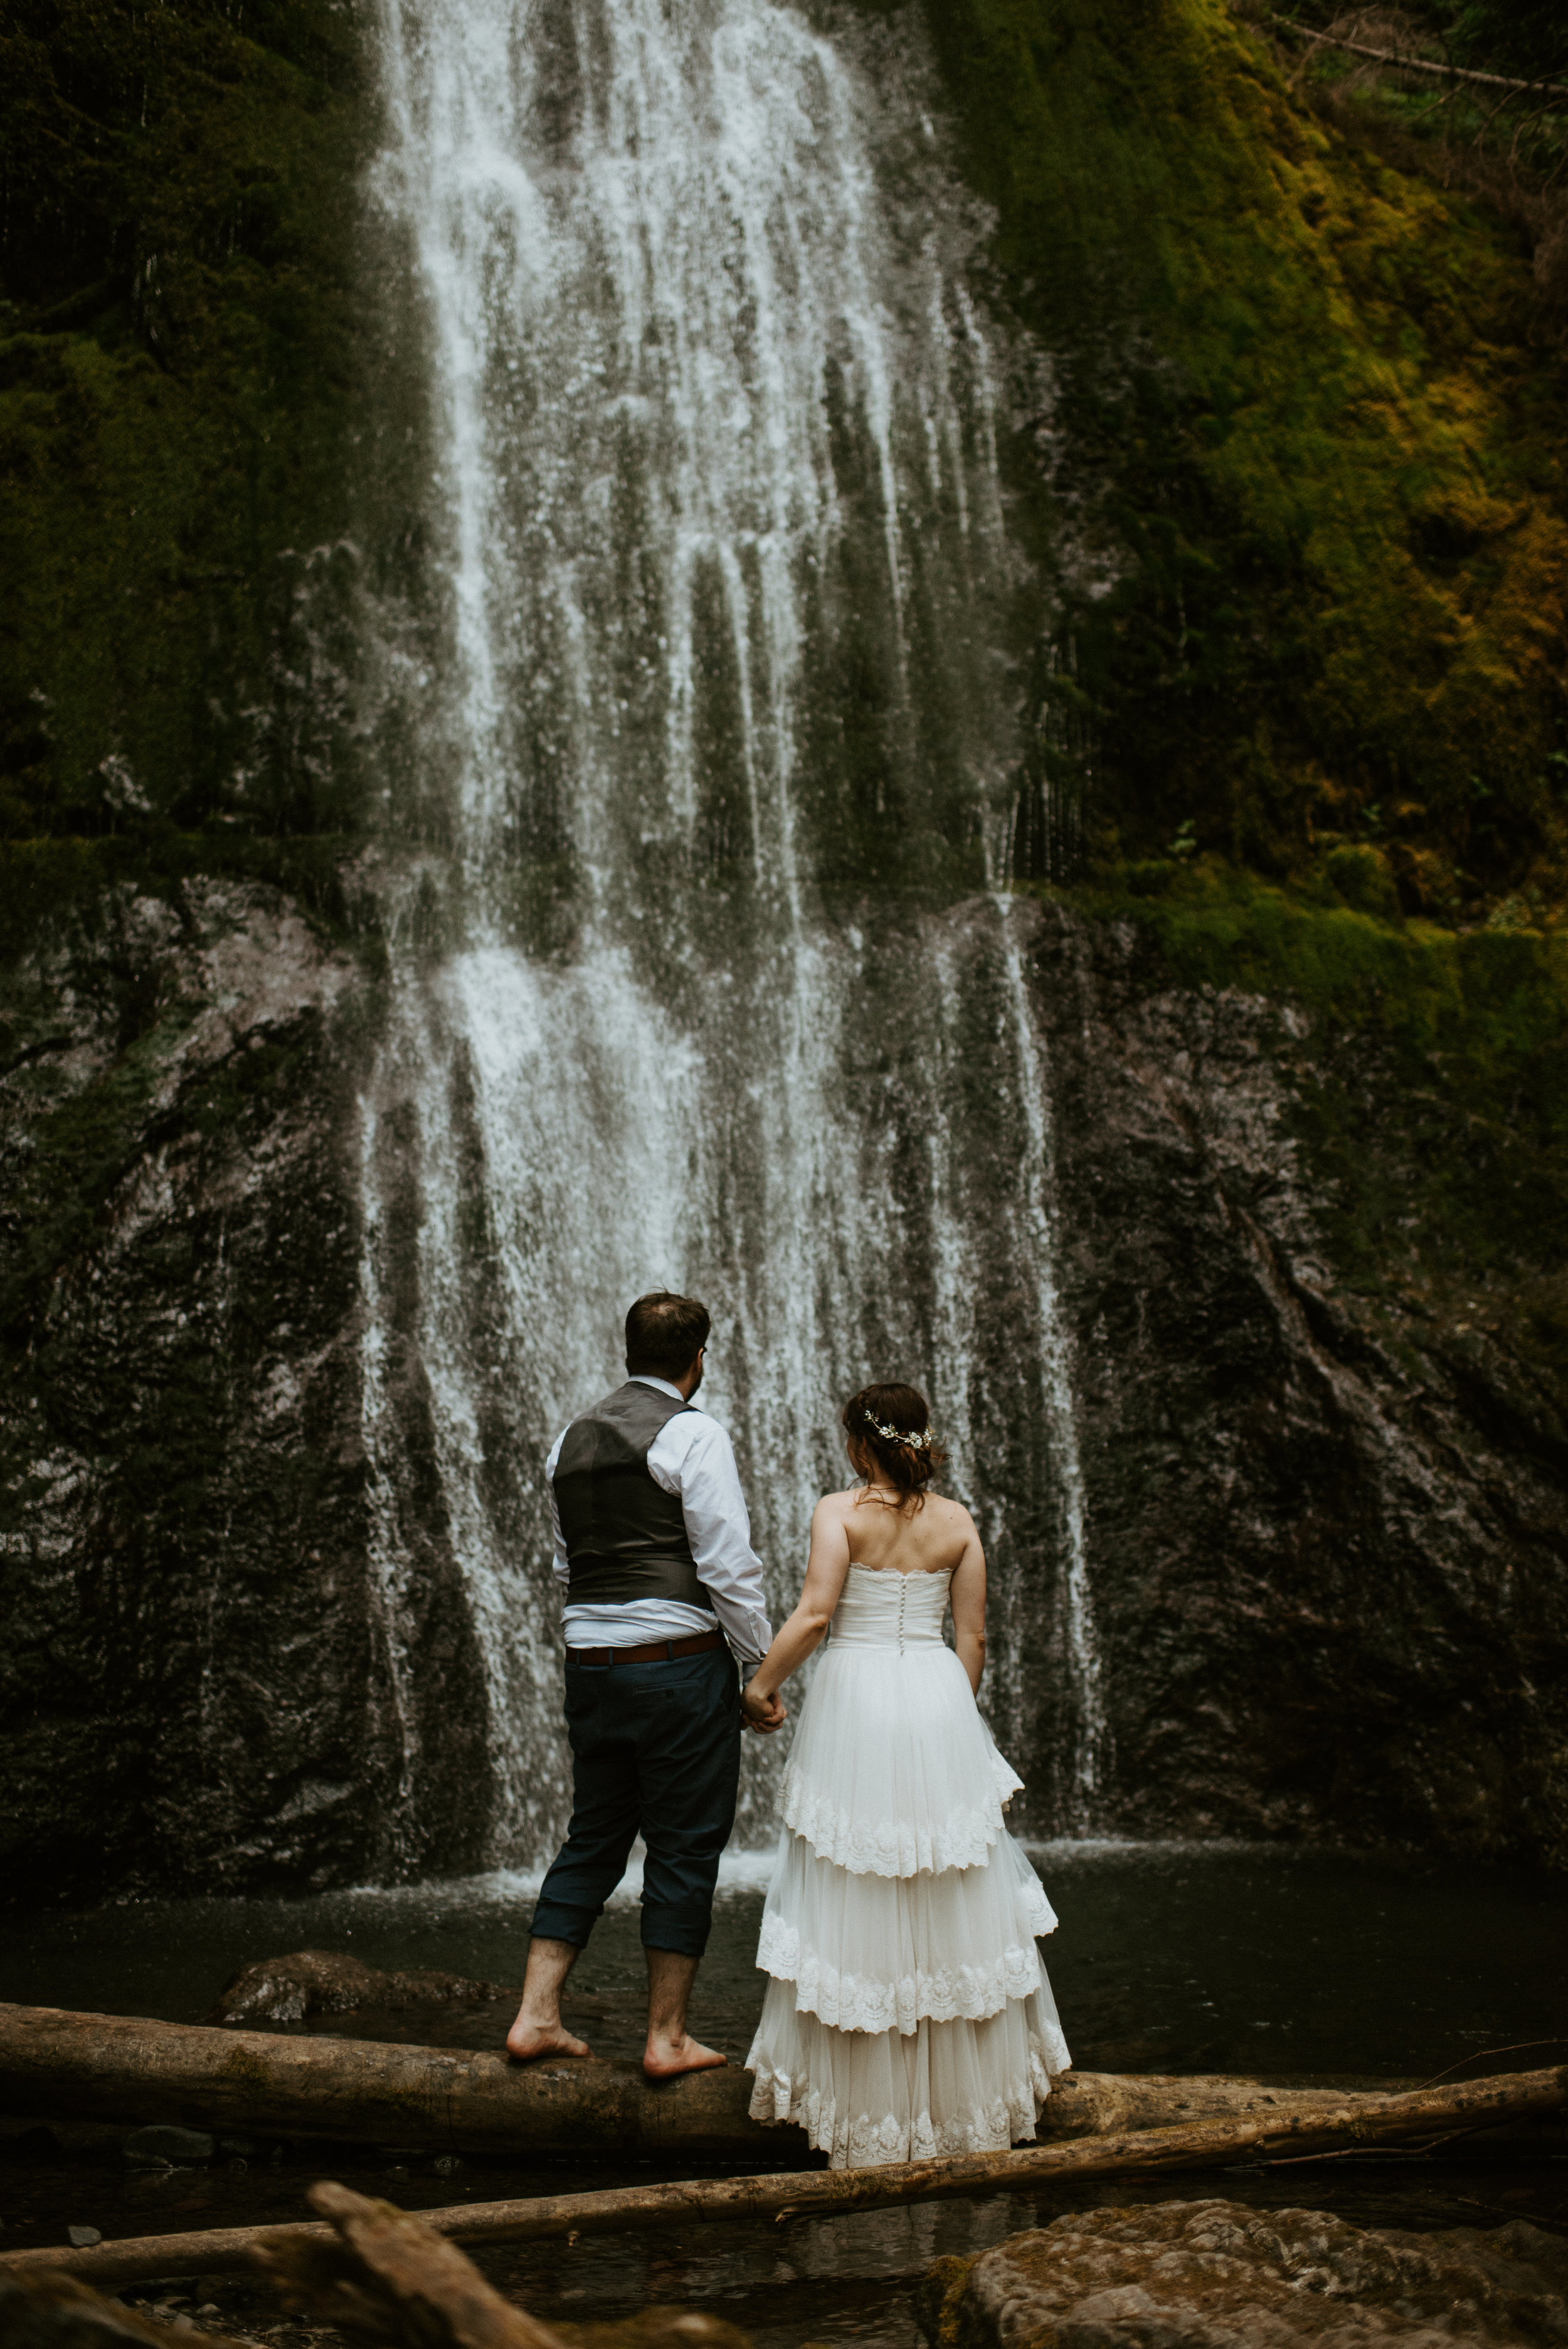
[741,1384,1071,2169]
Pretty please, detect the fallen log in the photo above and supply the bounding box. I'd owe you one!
[260,2182,750,2349]
[0,2270,258,2349]
[265,2180,564,2349]
[0,2002,1393,2157]
[0,2002,759,2159]
[3,2064,1561,2289]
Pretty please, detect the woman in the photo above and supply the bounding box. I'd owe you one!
[743,1384,1071,2168]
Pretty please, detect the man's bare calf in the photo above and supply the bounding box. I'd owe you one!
[506,1936,592,2060]
[642,1946,727,2079]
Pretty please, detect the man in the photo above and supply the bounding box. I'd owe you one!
[507,1290,784,2077]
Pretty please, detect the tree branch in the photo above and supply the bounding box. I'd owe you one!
[1267,15,1568,102]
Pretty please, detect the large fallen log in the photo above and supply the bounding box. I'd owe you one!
[0,2002,1392,2158]
[3,2065,1561,2289]
[0,2002,758,2158]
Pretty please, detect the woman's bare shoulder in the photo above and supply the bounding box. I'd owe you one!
[924,1490,978,1537]
[815,1484,861,1520]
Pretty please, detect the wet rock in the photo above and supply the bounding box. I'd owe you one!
[1019,899,1568,1862]
[209,1948,514,2024]
[919,2198,1568,2348]
[4,879,1565,1900]
[0,874,495,1907]
[67,2226,103,2247]
[123,2126,213,2166]
[554,2320,751,2349]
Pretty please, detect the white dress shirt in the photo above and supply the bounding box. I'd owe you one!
[549,1374,773,1666]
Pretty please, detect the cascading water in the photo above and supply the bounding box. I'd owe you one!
[359,0,1104,1869]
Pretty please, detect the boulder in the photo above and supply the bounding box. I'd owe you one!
[208,1949,512,2025]
[919,2198,1568,2347]
[122,2124,214,2166]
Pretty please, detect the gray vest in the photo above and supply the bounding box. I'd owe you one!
[553,1381,716,1613]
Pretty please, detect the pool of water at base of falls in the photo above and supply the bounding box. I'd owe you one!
[3,1843,1565,2343]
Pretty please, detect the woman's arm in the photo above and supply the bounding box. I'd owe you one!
[741,1496,853,1726]
[948,1513,987,1695]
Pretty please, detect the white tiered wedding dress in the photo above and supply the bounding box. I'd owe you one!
[746,1563,1071,2168]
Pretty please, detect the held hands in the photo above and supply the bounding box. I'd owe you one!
[742,1680,786,1734]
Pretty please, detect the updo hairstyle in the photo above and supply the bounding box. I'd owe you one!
[842,1382,945,1510]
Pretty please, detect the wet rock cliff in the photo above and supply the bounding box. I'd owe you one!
[3,876,1562,1899]
[1015,890,1568,1865]
[0,877,492,1901]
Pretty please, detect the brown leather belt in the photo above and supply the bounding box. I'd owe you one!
[567,1627,726,1668]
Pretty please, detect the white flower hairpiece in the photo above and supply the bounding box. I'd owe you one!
[863,1410,930,1450]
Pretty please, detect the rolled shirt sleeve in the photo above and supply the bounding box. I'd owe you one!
[647,1414,773,1666]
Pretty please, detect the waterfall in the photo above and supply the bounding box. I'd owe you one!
[359,0,1104,1867]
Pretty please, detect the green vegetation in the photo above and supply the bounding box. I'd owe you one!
[922,0,1568,1379]
[928,0,1568,909]
[1,0,371,877]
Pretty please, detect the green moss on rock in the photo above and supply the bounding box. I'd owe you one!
[1067,856,1568,1393]
[0,0,370,854]
[927,0,1568,903]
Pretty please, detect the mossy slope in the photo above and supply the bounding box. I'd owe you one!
[929,0,1568,905]
[1,0,369,860]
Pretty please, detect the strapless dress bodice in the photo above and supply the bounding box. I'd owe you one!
[829,1562,953,1650]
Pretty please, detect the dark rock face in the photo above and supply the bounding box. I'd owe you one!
[920,2201,1568,2348]
[1017,898,1568,1865]
[0,878,492,1906]
[3,883,1564,1905]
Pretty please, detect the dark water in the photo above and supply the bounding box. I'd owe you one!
[4,1845,1565,2348]
[4,1842,1565,2079]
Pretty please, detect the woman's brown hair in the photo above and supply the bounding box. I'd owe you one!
[842,1383,945,1510]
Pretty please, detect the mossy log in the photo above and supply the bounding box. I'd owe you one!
[2,2066,1561,2291]
[0,2002,1394,2160]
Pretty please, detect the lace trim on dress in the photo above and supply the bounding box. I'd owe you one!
[781,1773,1014,1877]
[746,2031,1068,2169]
[758,1912,1044,2031]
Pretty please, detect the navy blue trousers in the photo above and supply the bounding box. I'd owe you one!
[530,1646,741,1958]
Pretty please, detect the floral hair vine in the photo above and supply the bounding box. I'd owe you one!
[863,1410,931,1450]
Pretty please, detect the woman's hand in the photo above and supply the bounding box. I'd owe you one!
[740,1497,852,1719]
[743,1681,786,1732]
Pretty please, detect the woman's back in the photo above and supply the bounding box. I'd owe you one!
[836,1485,973,1576]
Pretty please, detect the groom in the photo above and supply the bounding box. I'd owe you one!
[507,1291,783,2077]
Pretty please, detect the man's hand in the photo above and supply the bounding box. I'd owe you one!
[742,1680,785,1734]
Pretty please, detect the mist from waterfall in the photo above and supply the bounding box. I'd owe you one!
[359,0,1102,1868]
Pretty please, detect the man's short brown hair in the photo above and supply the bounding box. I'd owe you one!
[625,1291,711,1379]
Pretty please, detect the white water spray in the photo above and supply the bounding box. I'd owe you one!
[360,0,1104,1860]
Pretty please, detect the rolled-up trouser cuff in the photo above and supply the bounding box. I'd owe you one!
[528,1897,601,1950]
[640,1902,714,1958]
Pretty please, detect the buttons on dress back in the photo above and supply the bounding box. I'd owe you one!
[896,1571,908,1656]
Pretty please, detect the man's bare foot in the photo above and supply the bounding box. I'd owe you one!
[507,1936,588,2060]
[642,2032,728,2080]
[505,2016,591,2061]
